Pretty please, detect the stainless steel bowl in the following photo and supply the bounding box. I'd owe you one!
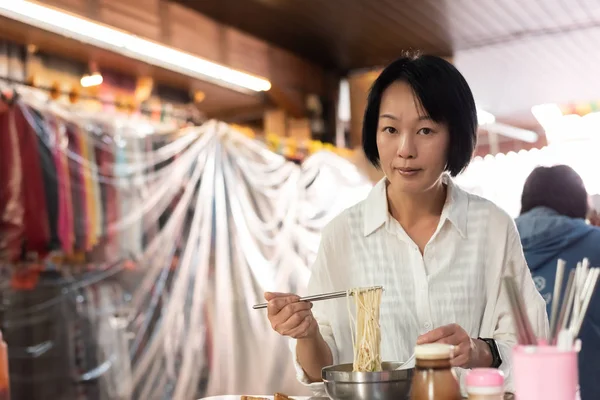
[322,361,413,400]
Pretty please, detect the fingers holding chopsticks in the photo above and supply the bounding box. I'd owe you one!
[264,292,318,339]
[264,292,300,314]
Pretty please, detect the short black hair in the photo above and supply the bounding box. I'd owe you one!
[361,53,478,176]
[521,165,589,219]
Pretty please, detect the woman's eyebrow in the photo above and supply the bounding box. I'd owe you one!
[379,114,433,122]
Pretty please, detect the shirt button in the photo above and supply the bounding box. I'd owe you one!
[424,321,432,330]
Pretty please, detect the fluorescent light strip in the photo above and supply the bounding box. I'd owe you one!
[0,0,272,93]
[486,122,539,143]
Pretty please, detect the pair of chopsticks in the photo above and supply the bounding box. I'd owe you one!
[252,285,383,309]
[504,262,538,345]
[550,258,599,350]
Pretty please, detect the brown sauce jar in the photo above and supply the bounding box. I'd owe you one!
[410,343,461,400]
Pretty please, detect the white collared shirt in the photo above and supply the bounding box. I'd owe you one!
[290,175,549,395]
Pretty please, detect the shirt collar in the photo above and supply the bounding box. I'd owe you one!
[362,174,469,238]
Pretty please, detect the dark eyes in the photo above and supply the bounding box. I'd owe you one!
[382,127,433,135]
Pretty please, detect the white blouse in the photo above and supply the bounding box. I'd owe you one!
[290,175,549,395]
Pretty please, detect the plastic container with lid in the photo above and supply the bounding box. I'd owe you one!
[410,343,461,400]
[466,368,504,400]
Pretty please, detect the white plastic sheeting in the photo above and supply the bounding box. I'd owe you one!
[125,121,372,398]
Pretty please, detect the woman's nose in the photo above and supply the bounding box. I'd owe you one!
[396,133,416,159]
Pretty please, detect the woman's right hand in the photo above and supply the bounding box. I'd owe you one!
[264,292,318,339]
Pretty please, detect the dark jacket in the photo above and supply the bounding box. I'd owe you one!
[516,207,600,400]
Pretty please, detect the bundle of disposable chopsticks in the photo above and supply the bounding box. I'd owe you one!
[503,258,599,349]
[503,264,539,345]
[549,258,599,350]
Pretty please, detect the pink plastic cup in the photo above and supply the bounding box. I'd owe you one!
[513,345,578,400]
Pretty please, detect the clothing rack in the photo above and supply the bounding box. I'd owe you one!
[0,98,192,270]
[0,75,204,124]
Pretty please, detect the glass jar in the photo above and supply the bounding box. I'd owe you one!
[410,343,461,400]
[466,368,504,400]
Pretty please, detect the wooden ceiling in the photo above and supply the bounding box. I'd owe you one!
[172,0,600,73]
[171,0,453,70]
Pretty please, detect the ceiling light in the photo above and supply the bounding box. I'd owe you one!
[193,90,206,103]
[485,123,539,143]
[531,103,563,130]
[80,72,103,87]
[0,1,272,93]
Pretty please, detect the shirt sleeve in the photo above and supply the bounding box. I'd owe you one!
[288,225,339,392]
[493,221,550,392]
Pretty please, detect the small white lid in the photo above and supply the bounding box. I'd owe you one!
[466,386,504,395]
[414,343,454,360]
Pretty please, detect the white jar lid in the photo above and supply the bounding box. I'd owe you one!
[466,386,504,395]
[414,343,454,360]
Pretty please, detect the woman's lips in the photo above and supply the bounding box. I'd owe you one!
[395,167,422,176]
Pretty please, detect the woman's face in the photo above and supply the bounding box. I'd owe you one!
[376,81,450,194]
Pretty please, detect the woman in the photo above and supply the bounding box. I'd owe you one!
[265,54,548,393]
[516,165,600,399]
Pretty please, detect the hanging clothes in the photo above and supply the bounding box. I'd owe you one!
[48,113,76,255]
[86,134,103,247]
[0,106,51,261]
[0,107,25,262]
[66,123,88,252]
[0,101,135,262]
[94,133,120,260]
[26,106,61,252]
[80,132,100,250]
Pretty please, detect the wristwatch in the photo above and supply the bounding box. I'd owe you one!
[478,337,502,368]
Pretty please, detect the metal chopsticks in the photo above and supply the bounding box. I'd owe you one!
[252,285,383,309]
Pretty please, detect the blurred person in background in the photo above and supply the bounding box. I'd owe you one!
[516,165,600,399]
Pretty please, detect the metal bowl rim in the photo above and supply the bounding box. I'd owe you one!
[322,361,414,383]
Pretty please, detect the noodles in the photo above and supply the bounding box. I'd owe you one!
[347,287,383,372]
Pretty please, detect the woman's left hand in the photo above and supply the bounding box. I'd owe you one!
[416,323,490,368]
